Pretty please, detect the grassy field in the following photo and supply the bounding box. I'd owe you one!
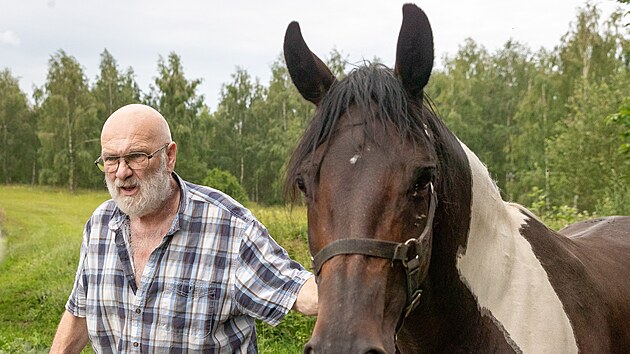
[0,185,314,353]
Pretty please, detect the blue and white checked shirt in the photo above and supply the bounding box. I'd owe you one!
[66,173,313,353]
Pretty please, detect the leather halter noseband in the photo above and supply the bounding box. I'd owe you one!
[311,183,437,318]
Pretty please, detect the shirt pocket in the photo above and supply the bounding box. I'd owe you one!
[157,281,220,340]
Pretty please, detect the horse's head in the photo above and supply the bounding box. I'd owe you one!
[285,4,438,353]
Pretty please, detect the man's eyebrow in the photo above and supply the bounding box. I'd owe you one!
[101,147,149,156]
[101,150,119,157]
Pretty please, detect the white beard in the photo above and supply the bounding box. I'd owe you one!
[106,156,173,217]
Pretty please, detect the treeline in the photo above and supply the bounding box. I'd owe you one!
[0,4,628,214]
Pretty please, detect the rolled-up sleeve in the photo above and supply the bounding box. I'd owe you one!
[234,220,312,326]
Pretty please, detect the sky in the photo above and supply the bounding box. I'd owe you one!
[0,0,625,112]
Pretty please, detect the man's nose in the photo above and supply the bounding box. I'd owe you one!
[114,158,133,180]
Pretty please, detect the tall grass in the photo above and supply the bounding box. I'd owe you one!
[0,207,5,265]
[0,186,314,353]
[0,186,109,353]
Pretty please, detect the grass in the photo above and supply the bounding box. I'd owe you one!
[0,185,110,353]
[0,185,314,353]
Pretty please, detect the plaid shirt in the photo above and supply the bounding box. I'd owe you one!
[66,173,312,353]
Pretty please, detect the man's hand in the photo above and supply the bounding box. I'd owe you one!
[293,276,318,316]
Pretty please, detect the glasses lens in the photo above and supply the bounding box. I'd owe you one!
[125,153,148,170]
[103,157,120,171]
[95,158,106,172]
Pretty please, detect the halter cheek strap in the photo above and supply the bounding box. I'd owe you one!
[311,183,437,318]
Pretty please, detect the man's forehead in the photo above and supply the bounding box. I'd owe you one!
[101,133,151,148]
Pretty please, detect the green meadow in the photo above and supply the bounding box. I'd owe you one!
[0,185,314,353]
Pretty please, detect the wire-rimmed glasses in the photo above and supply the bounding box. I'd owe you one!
[94,143,169,172]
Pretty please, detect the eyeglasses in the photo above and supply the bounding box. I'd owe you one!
[94,143,169,172]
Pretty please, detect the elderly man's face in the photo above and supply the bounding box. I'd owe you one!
[100,104,176,217]
[104,147,172,217]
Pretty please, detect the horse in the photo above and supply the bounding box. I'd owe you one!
[283,4,630,353]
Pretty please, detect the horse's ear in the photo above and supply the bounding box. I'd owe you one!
[394,4,434,101]
[284,21,336,105]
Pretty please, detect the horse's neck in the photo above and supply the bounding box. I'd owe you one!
[453,142,578,354]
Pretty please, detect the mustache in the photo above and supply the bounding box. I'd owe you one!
[114,177,138,188]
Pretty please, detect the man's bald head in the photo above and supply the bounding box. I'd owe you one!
[101,104,172,147]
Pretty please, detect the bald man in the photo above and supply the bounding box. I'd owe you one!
[50,104,317,353]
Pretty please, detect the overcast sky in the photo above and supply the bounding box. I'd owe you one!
[0,0,625,111]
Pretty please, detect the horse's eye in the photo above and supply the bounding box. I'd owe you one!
[410,168,435,198]
[296,176,307,194]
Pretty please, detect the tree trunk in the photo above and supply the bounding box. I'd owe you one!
[1,122,7,184]
[67,106,75,192]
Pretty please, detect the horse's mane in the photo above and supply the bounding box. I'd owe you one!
[285,63,439,199]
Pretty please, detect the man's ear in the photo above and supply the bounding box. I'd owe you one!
[166,142,177,173]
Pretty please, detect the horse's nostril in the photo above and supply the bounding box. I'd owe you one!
[365,349,386,354]
[303,343,314,354]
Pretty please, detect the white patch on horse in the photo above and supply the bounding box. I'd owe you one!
[349,154,360,164]
[456,142,578,354]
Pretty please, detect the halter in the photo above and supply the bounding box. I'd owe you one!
[311,183,437,318]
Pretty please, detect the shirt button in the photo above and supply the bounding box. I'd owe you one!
[133,342,139,347]
[135,308,141,314]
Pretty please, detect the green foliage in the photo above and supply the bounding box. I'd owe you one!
[546,77,629,210]
[428,3,629,213]
[527,187,594,230]
[146,52,208,183]
[0,69,38,185]
[594,169,630,215]
[36,50,101,191]
[212,67,265,199]
[247,58,314,204]
[325,49,349,79]
[257,311,315,353]
[202,168,249,204]
[92,49,141,119]
[607,98,630,155]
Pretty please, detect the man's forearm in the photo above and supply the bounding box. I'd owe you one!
[50,310,89,354]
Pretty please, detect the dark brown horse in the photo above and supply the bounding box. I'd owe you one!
[283,4,630,354]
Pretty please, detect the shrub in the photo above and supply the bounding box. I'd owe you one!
[202,168,249,204]
[527,186,593,230]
